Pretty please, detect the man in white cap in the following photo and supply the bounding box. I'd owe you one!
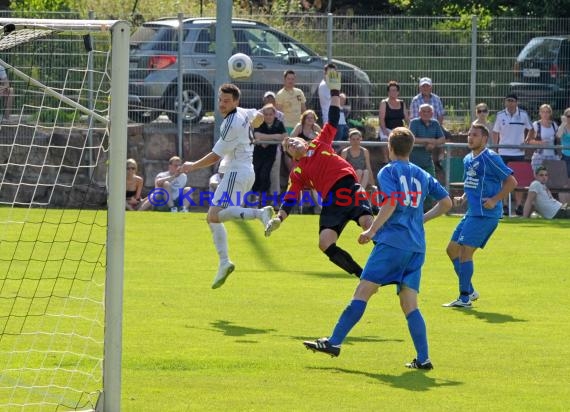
[410,77,445,122]
[410,77,447,177]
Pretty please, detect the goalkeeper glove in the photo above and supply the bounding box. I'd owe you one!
[265,216,282,237]
[325,69,341,92]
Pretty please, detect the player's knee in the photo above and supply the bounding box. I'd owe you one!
[207,209,221,223]
[446,242,458,259]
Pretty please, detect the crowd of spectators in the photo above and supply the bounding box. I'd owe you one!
[111,64,569,219]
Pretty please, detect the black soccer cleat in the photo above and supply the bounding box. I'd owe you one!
[303,338,341,357]
[405,358,434,370]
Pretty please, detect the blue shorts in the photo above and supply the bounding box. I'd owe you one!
[451,215,499,249]
[361,244,425,293]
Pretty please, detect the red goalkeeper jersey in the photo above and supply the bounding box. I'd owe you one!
[283,123,358,202]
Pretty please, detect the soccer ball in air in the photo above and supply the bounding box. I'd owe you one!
[228,53,253,80]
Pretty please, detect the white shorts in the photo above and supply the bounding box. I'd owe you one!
[212,168,255,208]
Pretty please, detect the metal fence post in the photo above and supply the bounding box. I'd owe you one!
[87,10,95,178]
[470,15,478,123]
[177,12,184,156]
[326,13,333,61]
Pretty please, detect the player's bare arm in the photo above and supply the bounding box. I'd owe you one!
[358,202,397,244]
[181,152,221,174]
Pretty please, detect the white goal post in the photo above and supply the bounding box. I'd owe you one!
[0,18,129,411]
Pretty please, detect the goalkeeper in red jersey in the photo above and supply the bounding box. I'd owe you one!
[265,69,374,278]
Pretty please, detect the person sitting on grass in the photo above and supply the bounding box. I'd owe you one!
[522,165,570,219]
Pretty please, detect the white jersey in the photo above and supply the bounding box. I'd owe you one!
[156,171,187,200]
[528,180,561,219]
[212,107,258,171]
[492,108,532,156]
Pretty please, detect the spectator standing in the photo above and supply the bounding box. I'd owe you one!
[125,158,143,211]
[302,126,452,370]
[336,92,349,141]
[492,93,532,215]
[318,63,337,124]
[410,77,447,173]
[525,104,559,171]
[275,70,306,134]
[472,102,492,133]
[252,104,287,206]
[180,83,273,289]
[262,90,285,197]
[290,109,321,142]
[444,125,517,308]
[378,80,409,140]
[408,104,445,177]
[410,77,445,124]
[556,107,570,177]
[0,64,13,119]
[522,165,570,219]
[138,156,192,212]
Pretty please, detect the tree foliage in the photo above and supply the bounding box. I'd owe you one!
[7,0,570,20]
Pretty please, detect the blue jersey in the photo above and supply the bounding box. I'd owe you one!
[375,160,449,253]
[463,148,513,218]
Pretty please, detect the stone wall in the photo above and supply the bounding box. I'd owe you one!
[127,121,215,197]
[0,119,468,208]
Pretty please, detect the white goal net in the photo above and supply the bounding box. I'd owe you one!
[0,19,129,411]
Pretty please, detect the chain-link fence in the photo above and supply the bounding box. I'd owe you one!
[1,12,569,131]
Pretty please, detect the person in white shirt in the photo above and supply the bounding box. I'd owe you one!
[492,93,532,215]
[181,83,274,289]
[524,104,559,171]
[318,63,336,124]
[522,166,569,219]
[138,156,192,212]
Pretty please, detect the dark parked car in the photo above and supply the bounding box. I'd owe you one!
[510,36,570,112]
[128,18,372,124]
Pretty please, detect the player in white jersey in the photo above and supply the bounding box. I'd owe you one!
[181,83,274,289]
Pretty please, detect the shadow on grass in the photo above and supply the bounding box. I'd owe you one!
[210,320,276,337]
[499,218,570,228]
[454,308,527,324]
[233,221,285,272]
[292,335,404,345]
[307,366,463,391]
[296,270,356,280]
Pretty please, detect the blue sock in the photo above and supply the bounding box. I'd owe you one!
[459,260,474,301]
[406,308,429,363]
[453,257,474,295]
[329,300,367,346]
[452,257,461,277]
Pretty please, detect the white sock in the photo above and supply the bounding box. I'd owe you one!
[218,206,259,222]
[208,223,229,263]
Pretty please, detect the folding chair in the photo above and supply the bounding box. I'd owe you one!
[507,161,534,216]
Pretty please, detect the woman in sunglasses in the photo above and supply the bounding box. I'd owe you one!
[126,158,144,210]
[472,103,492,136]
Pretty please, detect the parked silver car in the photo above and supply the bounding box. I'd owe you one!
[128,17,372,124]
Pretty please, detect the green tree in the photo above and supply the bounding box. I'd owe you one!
[388,0,570,17]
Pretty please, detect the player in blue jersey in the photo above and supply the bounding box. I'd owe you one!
[443,124,517,308]
[303,127,452,370]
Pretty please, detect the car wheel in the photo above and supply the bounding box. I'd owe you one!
[165,84,206,125]
[128,109,160,124]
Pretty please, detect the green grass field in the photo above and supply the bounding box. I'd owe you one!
[121,212,569,411]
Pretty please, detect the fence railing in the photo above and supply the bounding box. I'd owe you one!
[1,12,570,134]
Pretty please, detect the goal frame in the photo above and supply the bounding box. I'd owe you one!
[0,18,129,412]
